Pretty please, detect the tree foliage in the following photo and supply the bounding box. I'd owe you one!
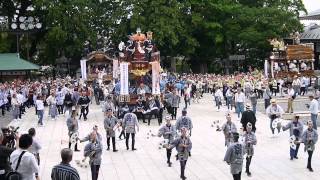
[1,0,306,73]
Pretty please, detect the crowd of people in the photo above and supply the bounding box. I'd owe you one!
[0,70,319,180]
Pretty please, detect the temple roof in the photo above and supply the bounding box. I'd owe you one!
[0,53,39,71]
[300,9,320,20]
[300,24,320,40]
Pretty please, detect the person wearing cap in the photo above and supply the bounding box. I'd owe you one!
[266,99,284,135]
[168,127,192,180]
[224,132,244,180]
[241,103,256,133]
[243,123,257,176]
[103,108,119,152]
[123,112,139,150]
[301,120,318,172]
[222,113,238,147]
[307,95,318,130]
[282,114,303,160]
[286,84,295,113]
[158,116,177,167]
[175,108,193,136]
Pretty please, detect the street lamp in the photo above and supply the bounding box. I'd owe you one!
[0,16,8,30]
[10,15,42,59]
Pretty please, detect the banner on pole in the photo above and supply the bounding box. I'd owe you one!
[80,59,87,80]
[120,62,129,95]
[264,60,268,79]
[152,61,161,94]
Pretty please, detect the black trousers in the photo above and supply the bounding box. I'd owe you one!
[166,149,172,163]
[125,133,135,150]
[119,129,125,139]
[307,150,313,169]
[57,105,64,114]
[158,108,163,124]
[233,171,241,180]
[107,136,116,150]
[79,106,89,119]
[135,112,146,122]
[246,156,252,172]
[300,87,306,96]
[90,164,100,180]
[171,107,177,119]
[7,96,11,111]
[180,160,187,178]
[68,142,79,150]
[0,104,5,116]
[147,109,159,125]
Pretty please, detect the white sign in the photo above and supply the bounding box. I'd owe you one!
[80,59,87,80]
[113,60,119,79]
[229,55,245,61]
[152,62,161,94]
[264,60,269,78]
[120,62,129,95]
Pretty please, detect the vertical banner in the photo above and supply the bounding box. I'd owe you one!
[264,59,268,79]
[152,61,161,94]
[80,59,87,80]
[113,59,119,79]
[120,62,129,95]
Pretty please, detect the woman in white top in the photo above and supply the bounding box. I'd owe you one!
[46,91,58,120]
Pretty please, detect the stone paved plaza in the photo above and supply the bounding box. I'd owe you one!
[6,94,320,180]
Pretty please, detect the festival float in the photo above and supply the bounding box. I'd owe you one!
[268,37,315,79]
[82,51,114,83]
[116,28,161,104]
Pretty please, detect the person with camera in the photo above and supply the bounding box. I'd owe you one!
[10,134,39,180]
[266,99,284,135]
[0,131,17,179]
[302,120,318,172]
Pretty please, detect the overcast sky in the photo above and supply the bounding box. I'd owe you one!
[303,0,320,13]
